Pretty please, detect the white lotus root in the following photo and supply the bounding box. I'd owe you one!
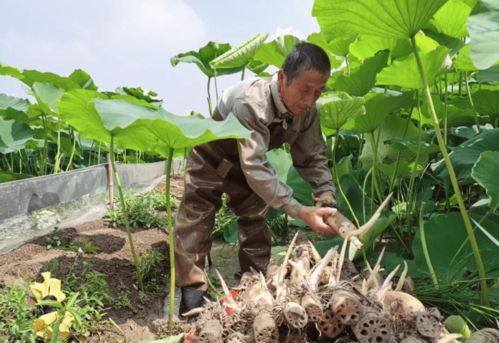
[183,195,461,342]
[283,302,308,329]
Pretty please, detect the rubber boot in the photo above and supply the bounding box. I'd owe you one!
[179,286,205,323]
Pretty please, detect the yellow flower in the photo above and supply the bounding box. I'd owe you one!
[29,272,66,302]
[34,311,74,340]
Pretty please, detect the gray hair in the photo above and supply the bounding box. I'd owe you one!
[282,42,330,83]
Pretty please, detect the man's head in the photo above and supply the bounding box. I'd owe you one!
[278,42,330,117]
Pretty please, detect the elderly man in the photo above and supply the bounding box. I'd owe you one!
[174,42,343,315]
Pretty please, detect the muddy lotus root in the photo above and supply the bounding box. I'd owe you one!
[197,319,223,342]
[253,312,279,343]
[330,288,364,325]
[317,308,345,338]
[300,293,323,322]
[283,302,308,329]
[415,312,441,339]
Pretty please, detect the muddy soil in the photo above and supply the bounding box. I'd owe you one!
[0,175,194,342]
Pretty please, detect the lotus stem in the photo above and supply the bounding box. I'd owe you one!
[411,35,488,305]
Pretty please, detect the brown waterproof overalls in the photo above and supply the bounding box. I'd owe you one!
[174,75,335,290]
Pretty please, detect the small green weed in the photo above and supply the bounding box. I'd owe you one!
[46,236,99,254]
[137,248,167,292]
[107,190,177,229]
[0,283,35,343]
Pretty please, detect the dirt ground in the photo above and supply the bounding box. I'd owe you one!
[0,176,187,342]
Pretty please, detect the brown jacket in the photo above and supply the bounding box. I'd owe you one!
[212,75,335,217]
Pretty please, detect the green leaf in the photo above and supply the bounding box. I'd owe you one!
[472,89,499,119]
[359,115,429,175]
[211,33,268,69]
[0,94,29,112]
[253,35,300,68]
[428,0,474,38]
[306,33,344,68]
[312,0,447,40]
[477,65,499,83]
[433,128,499,181]
[377,46,450,89]
[454,45,478,71]
[471,151,499,210]
[68,69,97,90]
[97,99,251,154]
[266,148,313,206]
[32,82,65,113]
[0,170,31,183]
[344,92,415,133]
[468,10,499,69]
[317,92,365,135]
[170,41,244,77]
[413,211,499,281]
[0,120,33,154]
[349,35,411,60]
[328,34,357,57]
[329,51,389,96]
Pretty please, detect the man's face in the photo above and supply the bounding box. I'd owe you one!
[278,68,329,117]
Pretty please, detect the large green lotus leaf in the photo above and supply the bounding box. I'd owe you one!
[413,211,499,281]
[468,11,499,70]
[377,46,450,89]
[414,94,476,127]
[349,35,411,60]
[329,51,389,96]
[454,45,478,71]
[472,89,499,118]
[0,120,33,154]
[246,58,270,76]
[359,115,428,173]
[317,92,365,136]
[0,64,24,79]
[253,35,300,69]
[58,90,111,143]
[68,69,97,90]
[383,138,440,155]
[210,33,268,69]
[95,99,251,155]
[263,148,314,206]
[0,94,29,112]
[306,33,344,69]
[471,151,499,210]
[327,34,357,57]
[170,41,244,77]
[0,65,82,91]
[344,92,414,133]
[32,82,64,113]
[0,170,31,183]
[312,0,447,41]
[433,128,499,181]
[477,65,499,83]
[427,0,474,38]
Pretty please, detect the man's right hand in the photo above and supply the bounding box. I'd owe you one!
[297,206,338,235]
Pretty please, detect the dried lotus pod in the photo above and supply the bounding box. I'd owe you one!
[317,308,344,338]
[301,293,323,322]
[227,332,249,343]
[283,302,308,329]
[353,312,393,343]
[415,312,442,339]
[253,312,279,343]
[330,289,364,325]
[197,319,223,342]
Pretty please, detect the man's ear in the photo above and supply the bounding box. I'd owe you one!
[277,69,285,84]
